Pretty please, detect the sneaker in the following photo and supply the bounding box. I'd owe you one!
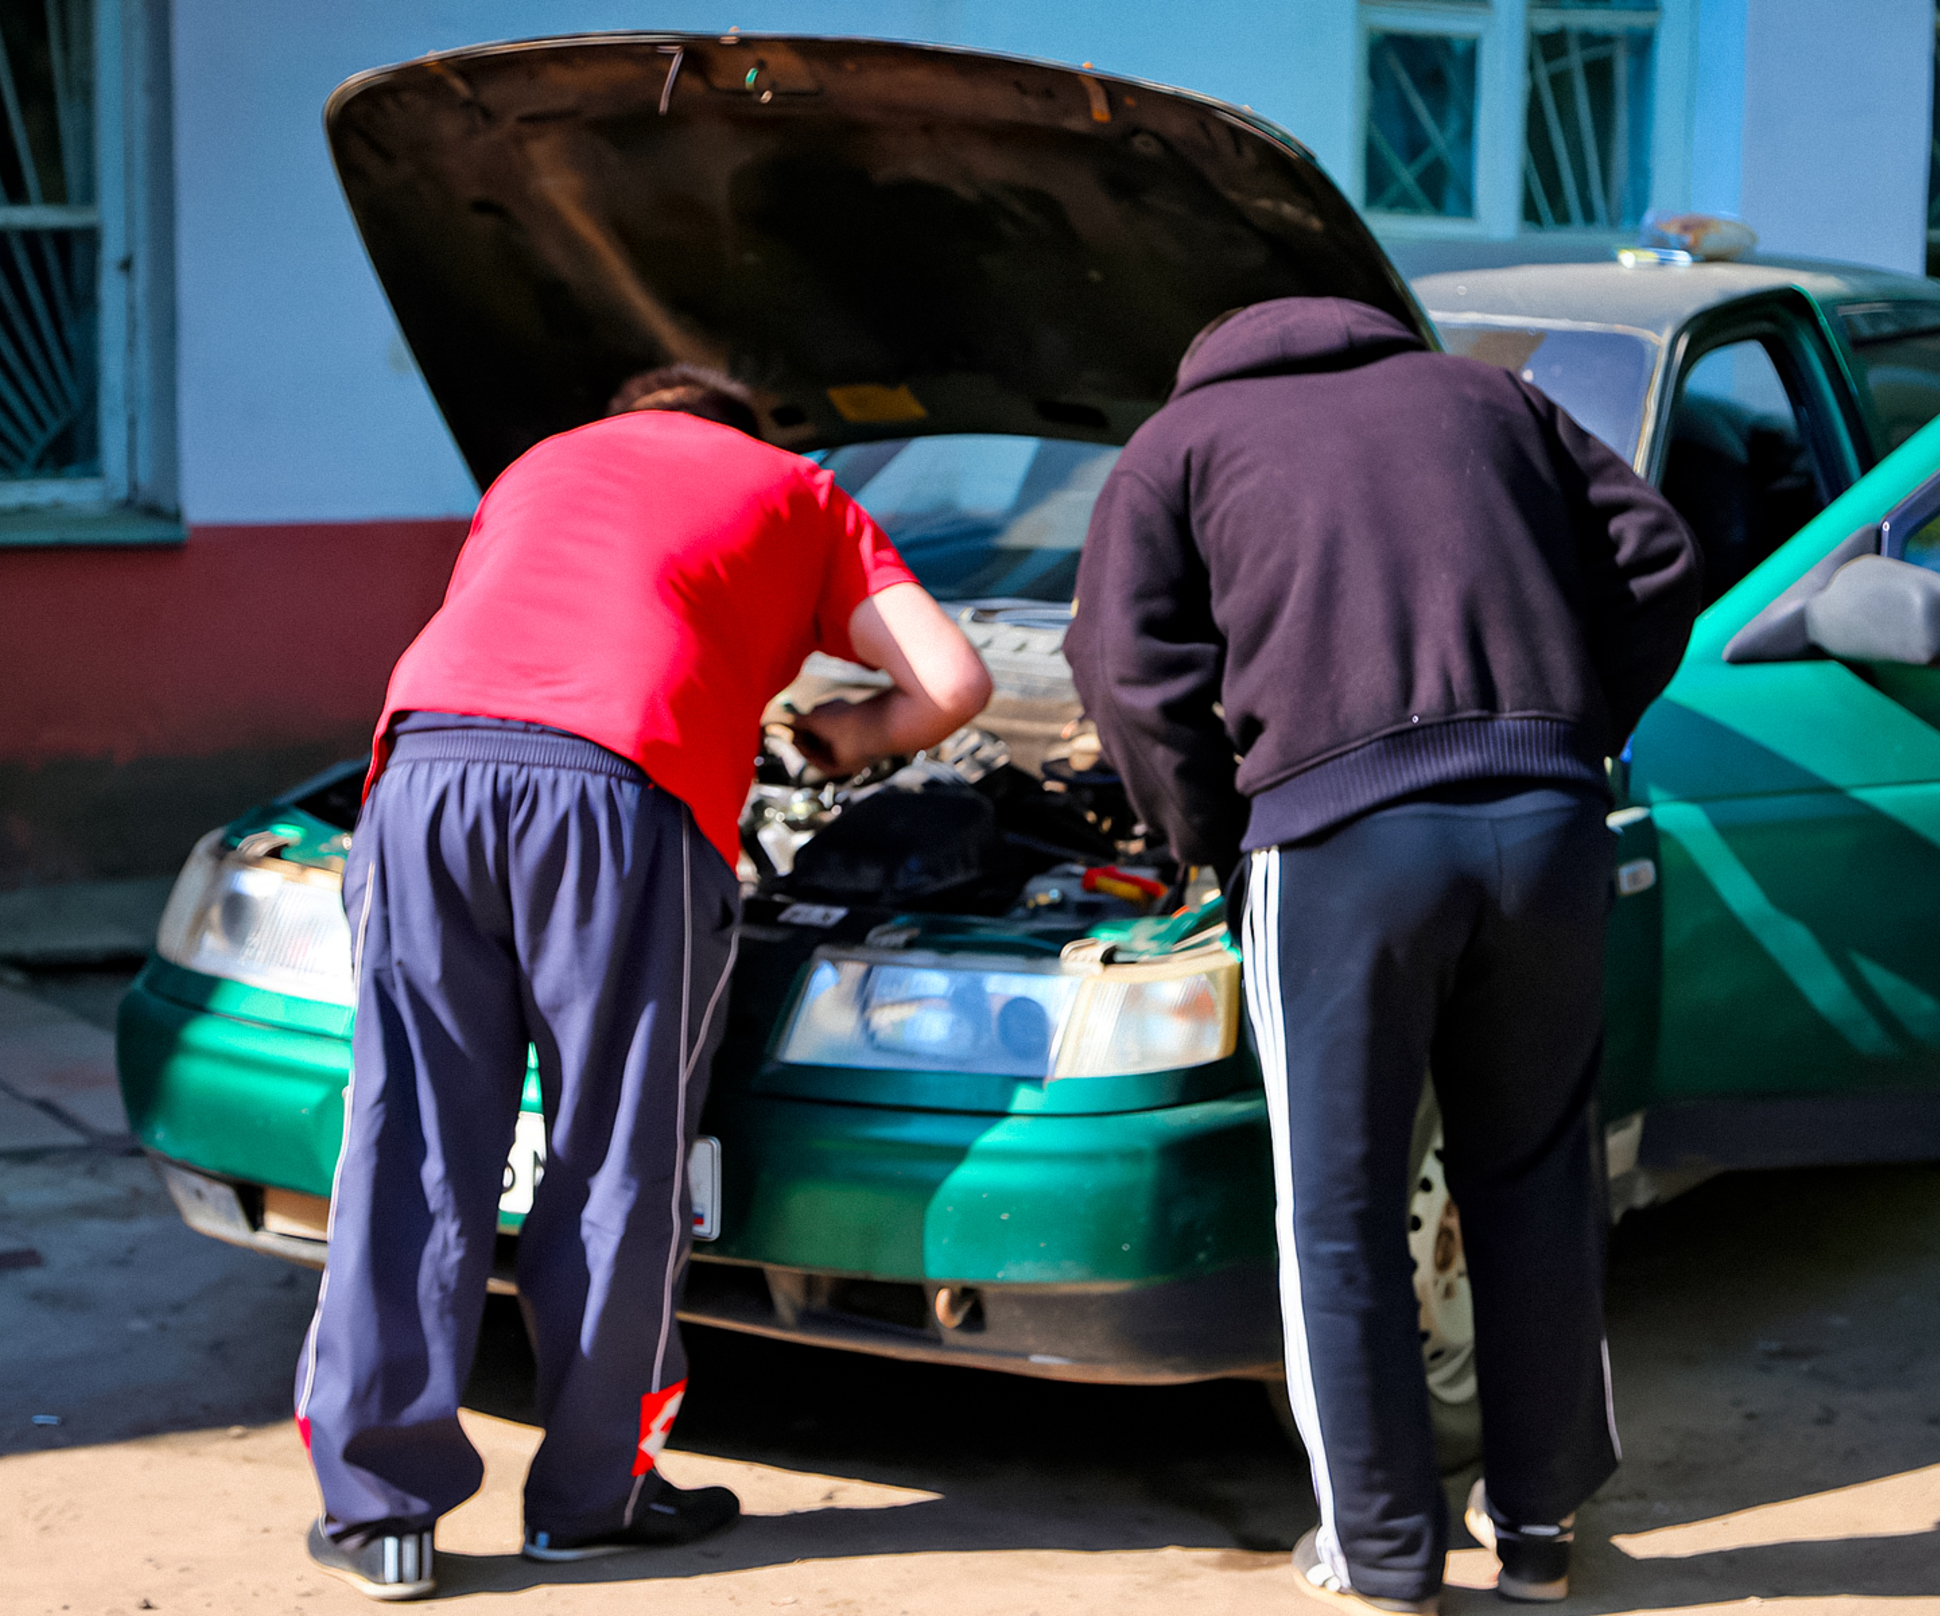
[1292,1526,1441,1615]
[1464,1480,1572,1602]
[522,1471,740,1561]
[305,1518,435,1602]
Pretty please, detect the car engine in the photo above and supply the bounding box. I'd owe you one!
[743,603,1172,927]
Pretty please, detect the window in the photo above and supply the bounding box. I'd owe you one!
[0,0,174,537]
[0,0,97,489]
[1523,5,1656,230]
[1436,321,1656,460]
[1663,340,1827,604]
[822,435,1120,604]
[1361,1,1671,240]
[1366,33,1479,218]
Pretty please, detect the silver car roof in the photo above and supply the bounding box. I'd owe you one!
[1414,257,1940,341]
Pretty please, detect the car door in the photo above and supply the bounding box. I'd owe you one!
[1631,345,1940,1135]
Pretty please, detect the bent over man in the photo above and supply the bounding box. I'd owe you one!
[299,366,991,1600]
[1066,299,1699,1613]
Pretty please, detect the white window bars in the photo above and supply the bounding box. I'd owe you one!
[1524,7,1657,231]
[1360,0,1663,237]
[1366,31,1480,218]
[0,0,96,486]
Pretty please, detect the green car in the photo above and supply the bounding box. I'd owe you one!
[119,36,1940,1447]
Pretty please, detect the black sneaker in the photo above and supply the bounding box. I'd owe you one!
[1464,1480,1572,1602]
[305,1518,436,1602]
[522,1471,740,1561]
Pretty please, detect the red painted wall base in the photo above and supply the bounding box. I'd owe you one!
[0,519,468,887]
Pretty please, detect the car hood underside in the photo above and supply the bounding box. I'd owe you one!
[327,32,1424,483]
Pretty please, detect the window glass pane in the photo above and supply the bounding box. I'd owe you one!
[823,435,1120,604]
[1436,323,1655,461]
[1523,25,1654,229]
[1896,507,1940,574]
[1838,302,1940,454]
[1666,341,1824,605]
[1365,33,1478,218]
[0,0,97,482]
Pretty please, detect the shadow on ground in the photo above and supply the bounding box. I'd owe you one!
[4,1115,1937,1607]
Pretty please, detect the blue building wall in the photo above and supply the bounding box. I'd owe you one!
[170,1,1935,527]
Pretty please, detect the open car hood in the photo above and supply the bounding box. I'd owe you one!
[328,33,1426,485]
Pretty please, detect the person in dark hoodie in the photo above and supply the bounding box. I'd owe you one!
[1065,297,1700,1614]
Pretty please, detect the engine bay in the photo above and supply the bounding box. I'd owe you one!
[743,602,1175,932]
[281,604,1180,935]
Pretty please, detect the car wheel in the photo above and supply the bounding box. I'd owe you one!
[1264,1085,1483,1471]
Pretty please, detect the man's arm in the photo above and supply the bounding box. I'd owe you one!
[789,582,993,773]
[1065,462,1248,874]
[1533,388,1705,739]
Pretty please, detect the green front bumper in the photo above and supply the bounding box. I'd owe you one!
[117,956,1277,1297]
[119,961,349,1200]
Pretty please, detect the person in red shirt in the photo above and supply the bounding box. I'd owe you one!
[298,365,990,1602]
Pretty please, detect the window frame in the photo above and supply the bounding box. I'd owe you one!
[1649,294,1871,499]
[1359,0,1696,246]
[0,0,177,545]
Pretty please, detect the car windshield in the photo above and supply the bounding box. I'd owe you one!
[822,434,1120,604]
[1433,322,1657,462]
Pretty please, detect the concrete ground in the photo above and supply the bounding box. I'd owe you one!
[1,967,1936,1615]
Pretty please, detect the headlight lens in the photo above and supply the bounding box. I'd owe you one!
[778,941,1239,1079]
[156,829,355,1005]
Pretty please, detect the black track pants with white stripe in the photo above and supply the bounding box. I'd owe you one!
[1240,785,1620,1602]
[297,737,738,1542]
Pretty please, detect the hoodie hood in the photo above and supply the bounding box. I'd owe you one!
[1171,296,1427,399]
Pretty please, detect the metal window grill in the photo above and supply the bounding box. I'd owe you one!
[1365,32,1478,218]
[1523,10,1655,231]
[0,0,95,481]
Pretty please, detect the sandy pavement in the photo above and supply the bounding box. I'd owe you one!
[1,984,1936,1616]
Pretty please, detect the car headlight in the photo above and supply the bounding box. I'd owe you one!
[155,829,355,1006]
[778,939,1239,1079]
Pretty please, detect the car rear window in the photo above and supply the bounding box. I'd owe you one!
[1837,300,1940,454]
[1433,322,1656,462]
[823,435,1119,604]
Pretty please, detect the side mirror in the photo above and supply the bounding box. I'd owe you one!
[1723,526,1878,663]
[1804,555,1940,666]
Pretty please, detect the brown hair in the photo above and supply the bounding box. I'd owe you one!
[607,363,761,438]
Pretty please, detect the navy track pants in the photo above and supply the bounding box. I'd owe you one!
[296,730,739,1541]
[1239,786,1621,1602]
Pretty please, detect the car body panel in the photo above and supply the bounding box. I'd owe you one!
[1416,258,1939,347]
[1631,418,1940,1109]
[1426,264,1940,1124]
[702,1089,1274,1283]
[326,33,1428,482]
[120,966,347,1200]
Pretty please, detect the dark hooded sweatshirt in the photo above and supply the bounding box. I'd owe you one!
[1064,296,1701,874]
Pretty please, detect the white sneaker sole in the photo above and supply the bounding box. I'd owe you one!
[313,1561,437,1602]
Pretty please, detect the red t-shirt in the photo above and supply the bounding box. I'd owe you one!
[370,411,916,869]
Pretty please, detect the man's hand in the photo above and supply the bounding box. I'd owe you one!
[789,583,992,773]
[788,698,872,776]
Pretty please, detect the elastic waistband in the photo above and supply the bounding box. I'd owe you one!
[1243,715,1607,851]
[389,727,648,783]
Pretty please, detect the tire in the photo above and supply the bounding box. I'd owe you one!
[1264,1083,1483,1472]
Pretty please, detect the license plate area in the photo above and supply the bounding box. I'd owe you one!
[499,1115,720,1241]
